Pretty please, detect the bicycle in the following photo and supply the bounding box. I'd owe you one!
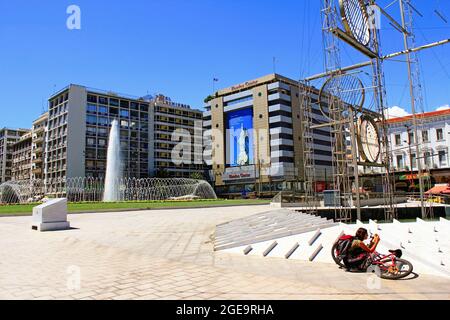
[332,240,414,280]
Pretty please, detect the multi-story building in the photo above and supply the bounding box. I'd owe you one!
[45,84,204,196]
[152,94,205,178]
[388,108,450,184]
[31,112,48,181]
[0,128,30,183]
[203,73,333,197]
[11,132,32,181]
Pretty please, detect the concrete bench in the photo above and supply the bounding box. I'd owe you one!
[31,198,71,232]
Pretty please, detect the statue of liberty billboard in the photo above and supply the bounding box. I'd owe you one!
[237,124,249,166]
[226,108,253,167]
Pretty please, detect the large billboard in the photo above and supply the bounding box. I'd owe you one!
[226,108,254,167]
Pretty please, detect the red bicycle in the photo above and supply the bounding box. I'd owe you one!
[366,249,414,280]
[332,240,414,280]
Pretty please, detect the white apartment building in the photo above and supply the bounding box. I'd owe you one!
[388,109,450,181]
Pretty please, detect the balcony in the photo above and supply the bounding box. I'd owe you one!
[33,126,45,134]
[32,158,43,164]
[33,136,44,144]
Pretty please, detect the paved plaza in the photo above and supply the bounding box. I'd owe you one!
[0,205,449,300]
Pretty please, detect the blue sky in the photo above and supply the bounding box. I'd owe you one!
[1,0,449,128]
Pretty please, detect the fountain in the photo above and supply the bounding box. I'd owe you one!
[103,119,122,202]
[0,177,217,204]
[0,180,44,204]
[0,119,217,204]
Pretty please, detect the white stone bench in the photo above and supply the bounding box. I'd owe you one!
[31,198,71,232]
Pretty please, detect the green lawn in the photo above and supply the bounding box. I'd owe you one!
[0,199,271,216]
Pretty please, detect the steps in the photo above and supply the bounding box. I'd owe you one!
[214,209,338,251]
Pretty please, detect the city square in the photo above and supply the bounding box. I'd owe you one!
[0,204,449,300]
[1,0,450,307]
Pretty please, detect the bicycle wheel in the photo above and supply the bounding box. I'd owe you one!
[378,258,414,280]
[331,242,346,268]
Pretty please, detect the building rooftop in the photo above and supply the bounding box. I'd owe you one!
[49,84,200,112]
[215,73,299,97]
[387,108,450,124]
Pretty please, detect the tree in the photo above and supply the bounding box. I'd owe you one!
[155,168,171,178]
[189,172,204,180]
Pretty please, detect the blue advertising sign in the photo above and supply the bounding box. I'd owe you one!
[226,108,254,167]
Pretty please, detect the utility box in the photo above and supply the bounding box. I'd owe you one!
[323,190,341,207]
[31,198,71,232]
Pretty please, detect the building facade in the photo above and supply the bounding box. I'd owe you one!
[11,132,32,181]
[31,113,48,181]
[152,94,205,178]
[45,84,204,196]
[388,109,450,184]
[0,128,30,183]
[203,74,333,197]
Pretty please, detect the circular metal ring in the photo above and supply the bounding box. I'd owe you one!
[339,0,372,47]
[318,73,365,121]
[357,114,381,163]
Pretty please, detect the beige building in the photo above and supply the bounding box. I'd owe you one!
[152,94,205,178]
[45,85,205,196]
[11,131,32,181]
[31,112,48,181]
[203,74,333,197]
[0,128,30,183]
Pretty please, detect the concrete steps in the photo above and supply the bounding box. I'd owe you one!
[214,209,337,251]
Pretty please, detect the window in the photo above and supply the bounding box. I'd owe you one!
[97,128,108,137]
[437,128,444,141]
[422,130,429,142]
[120,120,129,128]
[411,154,417,169]
[87,104,97,113]
[439,150,447,167]
[98,106,108,114]
[424,152,432,167]
[86,115,97,124]
[98,139,106,147]
[87,138,95,146]
[224,95,253,107]
[120,100,129,108]
[395,134,402,146]
[408,132,415,144]
[87,95,97,103]
[98,117,109,126]
[396,155,404,169]
[110,98,119,107]
[99,96,108,105]
[120,110,129,118]
[86,127,96,136]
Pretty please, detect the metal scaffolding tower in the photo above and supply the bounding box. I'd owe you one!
[300,80,318,215]
[320,0,353,222]
[301,0,450,222]
[400,0,434,219]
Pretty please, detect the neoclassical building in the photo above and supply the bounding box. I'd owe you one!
[388,109,450,184]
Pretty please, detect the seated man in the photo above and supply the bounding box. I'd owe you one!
[343,227,380,271]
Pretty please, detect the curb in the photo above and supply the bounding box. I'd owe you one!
[0,202,271,218]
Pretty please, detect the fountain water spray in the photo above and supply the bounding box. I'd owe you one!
[103,119,122,202]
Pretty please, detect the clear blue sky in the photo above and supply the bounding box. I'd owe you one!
[1,0,449,128]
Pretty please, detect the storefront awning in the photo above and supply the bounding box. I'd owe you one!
[426,184,450,195]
